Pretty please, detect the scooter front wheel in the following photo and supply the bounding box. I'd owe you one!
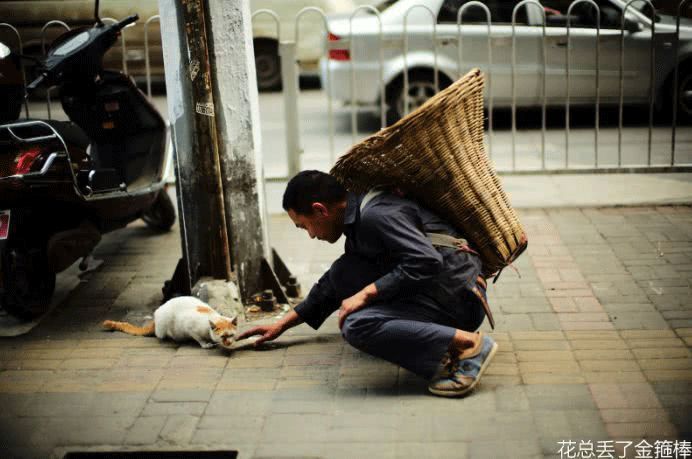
[142,189,176,232]
[1,247,56,321]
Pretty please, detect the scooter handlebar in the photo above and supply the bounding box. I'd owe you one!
[115,14,139,31]
[26,73,46,92]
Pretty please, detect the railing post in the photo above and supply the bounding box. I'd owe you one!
[280,41,302,178]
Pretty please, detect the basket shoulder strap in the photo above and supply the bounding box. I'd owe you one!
[360,188,386,213]
[426,232,469,249]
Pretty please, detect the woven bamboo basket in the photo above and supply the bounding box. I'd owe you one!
[330,68,527,278]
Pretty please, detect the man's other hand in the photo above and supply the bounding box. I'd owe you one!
[338,283,378,329]
[237,324,283,347]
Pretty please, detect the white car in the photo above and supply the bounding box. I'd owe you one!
[322,0,692,123]
[252,0,356,90]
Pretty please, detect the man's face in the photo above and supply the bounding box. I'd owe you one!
[288,203,344,244]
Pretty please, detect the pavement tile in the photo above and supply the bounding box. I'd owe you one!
[0,370,50,393]
[569,339,629,350]
[167,355,229,369]
[643,369,692,382]
[21,392,96,417]
[605,421,678,438]
[123,415,167,445]
[513,340,570,351]
[600,408,672,424]
[0,359,62,371]
[494,385,530,412]
[58,358,119,370]
[158,414,199,445]
[204,390,274,417]
[582,371,647,384]
[142,401,208,417]
[260,414,332,444]
[625,338,686,348]
[510,331,565,340]
[96,368,163,392]
[573,349,635,361]
[33,415,135,447]
[151,389,214,402]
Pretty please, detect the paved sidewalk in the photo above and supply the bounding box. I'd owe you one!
[0,205,690,459]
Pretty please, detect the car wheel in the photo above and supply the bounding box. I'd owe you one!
[1,246,56,321]
[254,40,282,92]
[385,70,450,125]
[142,189,176,232]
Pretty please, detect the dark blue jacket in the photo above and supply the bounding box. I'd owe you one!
[294,191,483,329]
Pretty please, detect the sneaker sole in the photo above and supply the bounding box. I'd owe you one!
[428,341,499,398]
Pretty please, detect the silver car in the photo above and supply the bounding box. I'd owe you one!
[322,0,692,124]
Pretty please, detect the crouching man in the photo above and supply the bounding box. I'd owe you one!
[238,170,498,397]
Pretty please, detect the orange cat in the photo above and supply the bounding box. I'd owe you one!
[103,296,237,349]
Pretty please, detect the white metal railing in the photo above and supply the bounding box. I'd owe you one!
[3,1,691,177]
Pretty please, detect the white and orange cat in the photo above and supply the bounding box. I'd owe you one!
[102,296,238,349]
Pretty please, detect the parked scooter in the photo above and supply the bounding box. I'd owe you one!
[0,8,175,320]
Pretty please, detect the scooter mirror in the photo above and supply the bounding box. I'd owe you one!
[94,0,103,25]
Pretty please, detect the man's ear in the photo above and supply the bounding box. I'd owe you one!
[312,202,328,217]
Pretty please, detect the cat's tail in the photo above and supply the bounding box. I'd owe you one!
[102,320,155,337]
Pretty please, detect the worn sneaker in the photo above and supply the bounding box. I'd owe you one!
[428,333,498,397]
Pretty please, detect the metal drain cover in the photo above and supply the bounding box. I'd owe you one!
[63,452,238,459]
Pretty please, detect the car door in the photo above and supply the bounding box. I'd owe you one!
[539,0,651,106]
[435,0,542,107]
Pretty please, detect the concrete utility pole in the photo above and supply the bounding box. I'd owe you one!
[159,0,272,301]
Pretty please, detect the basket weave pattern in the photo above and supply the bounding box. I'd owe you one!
[330,68,527,277]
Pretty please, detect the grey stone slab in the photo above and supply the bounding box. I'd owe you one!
[669,319,692,329]
[0,394,32,418]
[530,313,563,331]
[33,416,135,447]
[394,442,469,459]
[21,393,96,418]
[151,389,214,403]
[123,415,166,445]
[651,381,692,407]
[206,391,274,416]
[260,414,332,443]
[88,392,150,418]
[0,417,50,448]
[494,385,530,412]
[469,439,541,459]
[526,384,597,411]
[252,442,323,458]
[142,401,207,417]
[433,412,537,442]
[1,447,55,459]
[324,413,399,443]
[158,415,199,445]
[609,312,670,330]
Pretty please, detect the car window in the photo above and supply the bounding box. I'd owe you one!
[540,0,625,29]
[437,0,528,25]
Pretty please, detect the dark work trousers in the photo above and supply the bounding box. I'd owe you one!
[332,253,486,380]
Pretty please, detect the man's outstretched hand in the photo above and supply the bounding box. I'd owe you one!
[237,324,283,347]
[236,309,303,348]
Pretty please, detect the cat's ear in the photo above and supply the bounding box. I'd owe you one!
[231,315,238,326]
[208,318,218,331]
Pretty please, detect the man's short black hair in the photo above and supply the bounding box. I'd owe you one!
[283,170,347,215]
